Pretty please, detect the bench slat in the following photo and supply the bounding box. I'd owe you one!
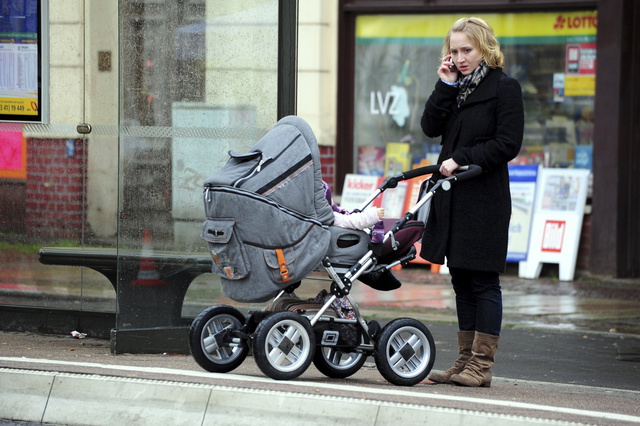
[38,247,211,271]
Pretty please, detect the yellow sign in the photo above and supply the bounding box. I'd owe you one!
[0,96,38,116]
[357,11,597,41]
[565,76,596,96]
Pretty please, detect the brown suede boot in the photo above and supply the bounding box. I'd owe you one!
[450,331,499,387]
[427,330,475,384]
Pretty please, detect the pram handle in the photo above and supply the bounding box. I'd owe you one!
[448,164,482,182]
[380,165,439,190]
[379,164,481,190]
[398,164,441,181]
[358,164,481,212]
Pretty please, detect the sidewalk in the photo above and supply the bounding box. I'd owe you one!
[337,265,640,336]
[1,266,640,425]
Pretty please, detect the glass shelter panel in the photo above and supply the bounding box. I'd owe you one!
[353,11,597,176]
[117,0,280,330]
[0,2,118,318]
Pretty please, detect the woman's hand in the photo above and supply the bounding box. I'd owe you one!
[438,55,458,82]
[439,158,460,177]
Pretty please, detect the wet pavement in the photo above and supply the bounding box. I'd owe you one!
[1,265,640,425]
[338,265,640,336]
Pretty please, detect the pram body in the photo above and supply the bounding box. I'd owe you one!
[190,116,481,385]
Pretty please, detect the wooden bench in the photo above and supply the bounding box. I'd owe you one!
[38,247,213,330]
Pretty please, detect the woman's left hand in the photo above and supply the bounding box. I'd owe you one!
[440,158,460,177]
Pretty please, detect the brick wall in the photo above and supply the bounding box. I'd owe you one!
[0,182,26,233]
[25,138,87,240]
[319,145,335,188]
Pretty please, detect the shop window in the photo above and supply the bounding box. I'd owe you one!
[353,11,597,175]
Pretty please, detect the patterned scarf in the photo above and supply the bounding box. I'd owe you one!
[457,60,489,107]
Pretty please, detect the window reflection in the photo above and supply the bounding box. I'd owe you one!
[353,12,597,174]
[0,1,280,329]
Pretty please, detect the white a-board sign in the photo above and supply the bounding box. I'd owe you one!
[519,168,590,281]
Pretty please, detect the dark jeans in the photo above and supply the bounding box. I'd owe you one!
[449,267,502,336]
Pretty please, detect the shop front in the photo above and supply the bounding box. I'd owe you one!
[336,0,640,278]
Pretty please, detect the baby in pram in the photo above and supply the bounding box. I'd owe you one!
[322,180,385,242]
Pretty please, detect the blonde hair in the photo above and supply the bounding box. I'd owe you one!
[442,17,504,68]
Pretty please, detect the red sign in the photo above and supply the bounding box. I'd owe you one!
[541,220,566,252]
[553,14,598,31]
[566,43,596,75]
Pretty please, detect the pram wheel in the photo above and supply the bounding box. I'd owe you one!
[189,305,248,373]
[373,318,435,386]
[253,311,315,380]
[313,343,367,379]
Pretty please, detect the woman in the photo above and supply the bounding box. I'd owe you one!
[420,17,524,387]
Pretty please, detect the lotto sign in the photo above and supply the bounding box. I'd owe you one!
[541,220,566,252]
[519,168,589,281]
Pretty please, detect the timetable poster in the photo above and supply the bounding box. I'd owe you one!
[0,0,43,122]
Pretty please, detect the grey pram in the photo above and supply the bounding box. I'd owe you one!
[189,116,481,385]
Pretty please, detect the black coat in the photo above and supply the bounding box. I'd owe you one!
[419,68,524,272]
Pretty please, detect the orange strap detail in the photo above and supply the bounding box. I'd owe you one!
[275,249,290,282]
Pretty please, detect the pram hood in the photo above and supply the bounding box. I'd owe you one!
[202,116,334,302]
[203,115,334,225]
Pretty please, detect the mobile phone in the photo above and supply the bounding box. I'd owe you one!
[449,64,457,72]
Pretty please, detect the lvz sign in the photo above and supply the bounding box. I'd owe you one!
[369,90,402,115]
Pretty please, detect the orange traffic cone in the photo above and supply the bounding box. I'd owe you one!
[131,229,166,286]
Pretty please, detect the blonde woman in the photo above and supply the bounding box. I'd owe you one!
[420,17,524,387]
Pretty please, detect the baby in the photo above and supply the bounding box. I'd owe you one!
[322,181,385,242]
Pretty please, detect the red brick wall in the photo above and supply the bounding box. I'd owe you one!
[0,182,26,233]
[319,145,335,188]
[25,138,87,240]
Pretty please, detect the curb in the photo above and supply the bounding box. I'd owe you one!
[0,367,599,426]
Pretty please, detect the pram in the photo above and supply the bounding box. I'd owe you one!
[189,116,481,386]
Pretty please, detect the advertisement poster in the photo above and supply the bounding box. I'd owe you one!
[384,142,411,177]
[566,43,596,75]
[339,174,383,212]
[557,43,597,97]
[357,146,385,176]
[0,0,43,122]
[507,165,539,262]
[0,129,26,179]
[380,181,408,219]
